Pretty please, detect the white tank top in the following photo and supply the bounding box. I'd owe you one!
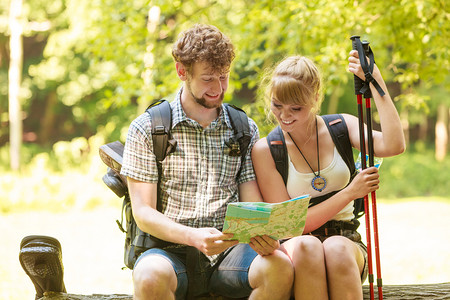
[286,147,355,221]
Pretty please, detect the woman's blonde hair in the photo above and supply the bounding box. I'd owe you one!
[266,56,323,115]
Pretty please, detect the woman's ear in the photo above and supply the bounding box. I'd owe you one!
[176,62,187,81]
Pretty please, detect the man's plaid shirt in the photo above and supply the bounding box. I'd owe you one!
[121,91,259,231]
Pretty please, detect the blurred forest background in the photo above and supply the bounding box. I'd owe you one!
[0,0,449,212]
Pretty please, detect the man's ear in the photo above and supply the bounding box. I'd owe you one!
[176,62,188,81]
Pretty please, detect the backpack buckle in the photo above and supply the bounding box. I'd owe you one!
[153,125,167,135]
[226,138,241,156]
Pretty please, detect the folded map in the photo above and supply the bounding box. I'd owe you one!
[222,195,311,243]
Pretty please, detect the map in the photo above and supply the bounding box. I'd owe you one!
[222,195,311,243]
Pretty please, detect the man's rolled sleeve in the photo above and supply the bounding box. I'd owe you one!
[120,114,159,183]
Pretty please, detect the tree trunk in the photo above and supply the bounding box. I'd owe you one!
[326,85,343,115]
[435,103,448,161]
[138,5,161,113]
[418,115,428,142]
[40,92,58,145]
[8,0,24,170]
[400,109,409,147]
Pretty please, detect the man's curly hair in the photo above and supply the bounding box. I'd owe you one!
[172,24,235,75]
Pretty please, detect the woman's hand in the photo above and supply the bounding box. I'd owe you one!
[249,235,280,256]
[348,49,381,82]
[346,166,380,199]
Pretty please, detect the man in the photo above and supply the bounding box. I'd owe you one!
[121,24,293,300]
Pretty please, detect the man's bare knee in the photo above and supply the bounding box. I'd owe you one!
[133,255,177,300]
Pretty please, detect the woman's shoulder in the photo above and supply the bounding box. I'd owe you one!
[339,113,357,123]
[253,136,269,152]
[252,136,274,161]
[335,113,358,133]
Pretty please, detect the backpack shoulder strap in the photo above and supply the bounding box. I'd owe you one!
[145,100,177,162]
[266,126,288,185]
[224,103,252,162]
[145,99,177,212]
[321,114,364,219]
[321,114,356,177]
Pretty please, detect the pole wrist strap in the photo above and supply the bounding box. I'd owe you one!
[354,39,386,97]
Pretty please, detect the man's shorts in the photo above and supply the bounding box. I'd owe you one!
[135,243,258,300]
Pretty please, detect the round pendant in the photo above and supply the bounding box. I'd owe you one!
[311,176,326,192]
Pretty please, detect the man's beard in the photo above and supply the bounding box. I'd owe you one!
[187,81,224,109]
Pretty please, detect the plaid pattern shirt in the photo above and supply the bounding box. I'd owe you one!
[121,90,259,231]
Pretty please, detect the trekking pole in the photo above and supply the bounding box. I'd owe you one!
[350,35,374,300]
[362,50,384,300]
[366,90,384,300]
[351,35,385,300]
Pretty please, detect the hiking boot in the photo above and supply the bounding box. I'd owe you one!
[99,141,127,183]
[19,235,66,299]
[103,167,127,198]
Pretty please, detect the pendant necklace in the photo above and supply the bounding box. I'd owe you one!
[288,117,327,192]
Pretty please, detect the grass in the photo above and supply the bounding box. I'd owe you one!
[376,146,450,199]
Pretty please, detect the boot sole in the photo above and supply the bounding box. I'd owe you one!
[19,235,66,299]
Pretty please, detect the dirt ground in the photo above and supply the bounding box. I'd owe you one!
[1,201,449,299]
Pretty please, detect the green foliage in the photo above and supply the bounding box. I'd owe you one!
[1,0,449,146]
[378,146,450,199]
[0,134,117,213]
[243,94,276,138]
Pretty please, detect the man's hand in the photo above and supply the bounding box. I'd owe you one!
[190,227,238,256]
[249,235,280,256]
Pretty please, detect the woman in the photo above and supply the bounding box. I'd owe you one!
[251,51,405,299]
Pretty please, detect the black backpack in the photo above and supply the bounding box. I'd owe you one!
[99,100,252,269]
[266,114,364,220]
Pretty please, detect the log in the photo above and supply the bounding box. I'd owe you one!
[41,282,450,300]
[362,282,450,299]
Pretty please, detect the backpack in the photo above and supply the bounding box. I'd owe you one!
[99,100,252,269]
[266,114,364,220]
